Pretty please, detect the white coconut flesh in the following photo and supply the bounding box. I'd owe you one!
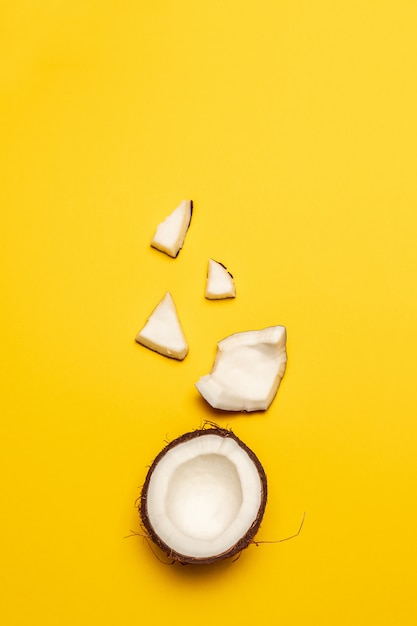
[205,259,236,299]
[151,199,192,257]
[196,326,287,411]
[135,291,188,360]
[144,433,266,560]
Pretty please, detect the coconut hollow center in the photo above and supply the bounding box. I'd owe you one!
[166,454,243,541]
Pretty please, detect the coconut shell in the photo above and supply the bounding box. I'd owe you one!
[139,426,267,565]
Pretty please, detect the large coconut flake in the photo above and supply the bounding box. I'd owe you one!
[195,326,287,411]
[139,426,267,564]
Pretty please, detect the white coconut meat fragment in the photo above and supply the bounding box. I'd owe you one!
[140,427,267,564]
[195,326,287,411]
[151,199,193,257]
[135,291,188,360]
[205,258,236,299]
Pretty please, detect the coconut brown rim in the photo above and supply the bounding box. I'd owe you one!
[139,426,267,565]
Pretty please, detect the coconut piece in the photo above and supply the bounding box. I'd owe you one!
[151,200,193,257]
[135,291,188,360]
[139,426,267,564]
[205,259,236,299]
[195,326,287,411]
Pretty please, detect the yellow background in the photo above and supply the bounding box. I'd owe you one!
[1,1,416,624]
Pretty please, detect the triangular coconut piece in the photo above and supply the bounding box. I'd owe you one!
[195,326,287,411]
[205,259,236,299]
[151,200,193,257]
[135,292,188,360]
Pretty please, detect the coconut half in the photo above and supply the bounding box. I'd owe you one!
[135,291,188,360]
[205,259,236,299]
[139,427,267,564]
[151,200,193,257]
[195,326,287,411]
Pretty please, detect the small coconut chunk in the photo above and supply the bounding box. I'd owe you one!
[195,326,287,411]
[135,291,188,360]
[151,200,193,257]
[205,259,236,299]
